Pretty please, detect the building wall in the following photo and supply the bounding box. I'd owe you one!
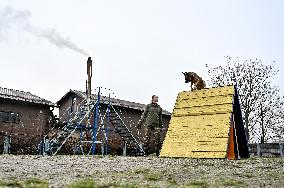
[57,94,171,154]
[0,98,50,154]
[58,94,85,123]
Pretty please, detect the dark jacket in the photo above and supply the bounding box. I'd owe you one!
[138,103,163,128]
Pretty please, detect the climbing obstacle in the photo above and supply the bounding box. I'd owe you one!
[48,88,144,156]
[160,85,249,159]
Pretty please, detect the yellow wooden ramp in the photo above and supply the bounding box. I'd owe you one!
[160,85,235,158]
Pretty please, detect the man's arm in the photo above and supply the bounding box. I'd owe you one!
[159,108,163,128]
[137,105,149,128]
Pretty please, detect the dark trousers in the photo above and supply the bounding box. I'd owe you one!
[144,126,162,155]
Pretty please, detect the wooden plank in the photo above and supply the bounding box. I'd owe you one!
[160,150,227,158]
[166,129,229,140]
[175,95,233,108]
[167,115,231,124]
[189,151,227,158]
[169,114,231,125]
[177,86,234,100]
[162,140,228,152]
[173,104,233,116]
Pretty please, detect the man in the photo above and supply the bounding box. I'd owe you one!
[137,95,163,156]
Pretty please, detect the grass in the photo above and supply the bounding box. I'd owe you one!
[240,173,255,178]
[144,172,162,181]
[133,168,150,175]
[186,178,246,188]
[67,179,96,188]
[23,178,48,188]
[216,178,246,187]
[133,168,163,181]
[0,180,22,187]
[0,178,48,188]
[267,172,283,179]
[1,156,284,187]
[0,173,275,188]
[166,176,177,185]
[187,180,209,188]
[67,179,141,188]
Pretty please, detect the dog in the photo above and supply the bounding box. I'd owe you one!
[182,72,206,91]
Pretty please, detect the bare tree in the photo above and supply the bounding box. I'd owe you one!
[272,104,284,141]
[255,85,284,143]
[206,56,283,143]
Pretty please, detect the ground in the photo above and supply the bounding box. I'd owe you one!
[0,155,283,188]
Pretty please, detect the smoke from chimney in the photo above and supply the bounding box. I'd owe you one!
[0,6,88,56]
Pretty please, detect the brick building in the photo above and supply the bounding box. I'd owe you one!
[0,87,54,154]
[56,90,171,154]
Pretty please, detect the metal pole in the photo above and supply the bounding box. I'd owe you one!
[92,87,100,155]
[106,93,111,155]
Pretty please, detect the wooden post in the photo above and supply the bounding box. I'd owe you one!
[101,143,104,156]
[3,135,10,154]
[279,143,284,157]
[227,119,236,160]
[257,143,261,157]
[123,142,127,157]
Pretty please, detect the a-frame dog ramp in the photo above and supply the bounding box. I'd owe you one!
[160,85,249,159]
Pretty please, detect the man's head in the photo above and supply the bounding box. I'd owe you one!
[152,95,158,103]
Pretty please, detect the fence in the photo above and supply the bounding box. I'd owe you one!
[248,143,284,157]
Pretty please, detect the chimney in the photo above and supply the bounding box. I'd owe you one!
[86,57,92,98]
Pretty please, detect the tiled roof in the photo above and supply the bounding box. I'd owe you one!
[57,90,171,116]
[0,87,54,106]
[160,85,235,158]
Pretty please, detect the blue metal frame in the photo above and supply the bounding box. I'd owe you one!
[92,87,101,155]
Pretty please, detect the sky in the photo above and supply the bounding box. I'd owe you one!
[0,0,283,112]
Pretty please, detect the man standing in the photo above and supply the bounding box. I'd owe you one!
[137,95,163,156]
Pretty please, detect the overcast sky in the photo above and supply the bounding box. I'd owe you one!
[0,0,283,112]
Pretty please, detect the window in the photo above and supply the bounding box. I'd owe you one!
[0,111,20,123]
